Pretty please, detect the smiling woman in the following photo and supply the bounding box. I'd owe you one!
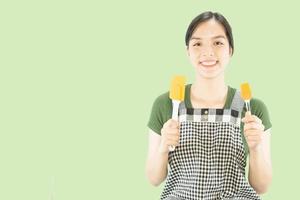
[146,11,272,200]
[186,14,233,80]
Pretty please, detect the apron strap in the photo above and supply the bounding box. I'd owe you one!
[230,90,245,113]
[179,101,186,110]
[178,89,245,113]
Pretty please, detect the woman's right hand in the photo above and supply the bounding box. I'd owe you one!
[159,119,180,154]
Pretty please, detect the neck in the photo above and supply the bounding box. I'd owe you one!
[192,75,227,103]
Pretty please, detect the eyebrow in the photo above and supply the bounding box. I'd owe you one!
[190,35,226,40]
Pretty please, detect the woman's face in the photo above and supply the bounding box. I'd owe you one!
[187,19,232,79]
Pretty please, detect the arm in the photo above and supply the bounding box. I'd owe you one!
[248,128,273,194]
[145,129,169,186]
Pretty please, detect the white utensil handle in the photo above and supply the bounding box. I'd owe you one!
[169,100,180,152]
[245,100,251,114]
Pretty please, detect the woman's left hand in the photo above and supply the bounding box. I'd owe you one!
[242,111,265,152]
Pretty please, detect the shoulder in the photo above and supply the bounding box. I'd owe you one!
[246,97,272,130]
[250,98,270,117]
[152,91,172,112]
[147,91,172,134]
[230,85,270,117]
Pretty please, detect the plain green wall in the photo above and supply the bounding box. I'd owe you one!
[0,0,299,199]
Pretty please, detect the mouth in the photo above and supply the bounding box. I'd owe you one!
[199,60,218,67]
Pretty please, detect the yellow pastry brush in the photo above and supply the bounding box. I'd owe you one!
[169,75,186,151]
[240,82,252,114]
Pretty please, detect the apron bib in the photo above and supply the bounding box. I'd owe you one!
[161,91,261,200]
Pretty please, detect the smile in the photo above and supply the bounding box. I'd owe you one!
[200,60,218,67]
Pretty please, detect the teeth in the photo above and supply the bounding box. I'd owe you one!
[202,61,217,66]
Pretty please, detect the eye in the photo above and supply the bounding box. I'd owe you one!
[215,41,224,46]
[193,42,201,46]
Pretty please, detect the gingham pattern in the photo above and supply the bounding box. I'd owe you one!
[178,108,241,125]
[161,91,261,200]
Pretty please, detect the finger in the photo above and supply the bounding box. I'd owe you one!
[252,115,262,124]
[167,138,179,144]
[245,135,262,142]
[166,134,180,141]
[164,119,174,127]
[163,119,178,128]
[244,130,263,137]
[244,122,265,132]
[168,119,179,128]
[244,115,262,124]
[242,112,252,122]
[242,115,262,124]
[242,115,255,123]
[245,111,251,116]
[166,128,180,135]
[167,139,180,146]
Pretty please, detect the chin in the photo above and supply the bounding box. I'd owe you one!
[195,66,225,79]
[199,73,222,79]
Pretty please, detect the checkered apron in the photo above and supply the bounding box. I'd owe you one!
[161,91,261,200]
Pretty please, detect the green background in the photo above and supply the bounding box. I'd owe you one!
[0,0,298,199]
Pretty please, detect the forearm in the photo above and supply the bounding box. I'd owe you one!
[248,147,272,194]
[146,149,169,186]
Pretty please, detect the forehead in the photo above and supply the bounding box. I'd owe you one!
[191,19,227,39]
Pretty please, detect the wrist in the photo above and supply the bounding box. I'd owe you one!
[249,144,263,155]
[158,144,169,155]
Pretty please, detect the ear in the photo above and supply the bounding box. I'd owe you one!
[186,46,190,57]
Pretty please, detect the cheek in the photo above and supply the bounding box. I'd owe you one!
[218,51,231,63]
[222,55,230,63]
[188,50,198,61]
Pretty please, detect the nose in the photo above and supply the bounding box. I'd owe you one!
[200,45,214,57]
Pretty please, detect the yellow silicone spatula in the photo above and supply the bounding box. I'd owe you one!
[169,75,186,151]
[240,82,252,114]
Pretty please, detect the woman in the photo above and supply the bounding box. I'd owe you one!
[146,11,272,200]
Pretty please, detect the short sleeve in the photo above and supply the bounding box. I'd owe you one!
[147,92,171,135]
[250,98,272,131]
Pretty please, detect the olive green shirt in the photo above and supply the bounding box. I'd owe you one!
[147,84,272,155]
